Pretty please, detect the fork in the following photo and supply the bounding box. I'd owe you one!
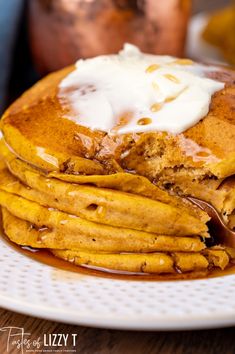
[187,197,235,248]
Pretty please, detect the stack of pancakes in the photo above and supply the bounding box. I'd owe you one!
[0,64,235,276]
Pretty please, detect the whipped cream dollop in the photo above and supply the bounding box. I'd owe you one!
[59,44,224,135]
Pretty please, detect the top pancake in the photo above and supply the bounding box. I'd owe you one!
[1,63,235,178]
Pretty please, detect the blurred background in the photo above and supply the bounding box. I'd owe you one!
[0,0,231,114]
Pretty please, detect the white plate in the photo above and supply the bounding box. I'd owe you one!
[1,235,235,330]
[0,18,234,330]
[186,12,227,65]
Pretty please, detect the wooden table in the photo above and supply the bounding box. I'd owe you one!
[1,307,235,353]
[0,0,233,353]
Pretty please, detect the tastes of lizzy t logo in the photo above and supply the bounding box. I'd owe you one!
[0,327,78,353]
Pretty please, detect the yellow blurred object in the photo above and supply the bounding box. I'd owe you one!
[202,4,235,65]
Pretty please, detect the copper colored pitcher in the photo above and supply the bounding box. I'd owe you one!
[28,0,191,74]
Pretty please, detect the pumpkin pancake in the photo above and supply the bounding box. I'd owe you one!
[1,45,235,277]
[2,208,205,253]
[0,142,209,226]
[51,248,231,274]
[2,208,231,274]
[3,142,235,230]
[0,186,208,237]
[1,63,235,180]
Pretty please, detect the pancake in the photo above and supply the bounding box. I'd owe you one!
[1,208,231,273]
[3,141,235,230]
[1,65,235,179]
[1,46,235,277]
[0,139,199,213]
[0,144,209,232]
[51,248,230,273]
[1,66,107,174]
[0,139,208,219]
[3,208,229,274]
[2,208,205,253]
